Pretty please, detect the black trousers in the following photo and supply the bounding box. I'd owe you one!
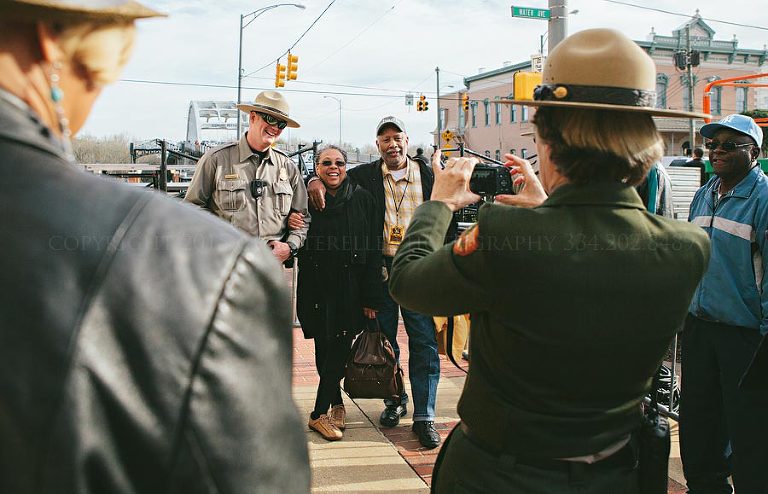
[313,333,354,416]
[679,315,768,494]
[432,425,639,494]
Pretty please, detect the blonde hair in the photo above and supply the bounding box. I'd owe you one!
[53,20,136,86]
[534,107,664,185]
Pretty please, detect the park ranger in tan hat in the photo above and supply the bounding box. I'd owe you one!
[388,29,710,493]
[187,89,310,263]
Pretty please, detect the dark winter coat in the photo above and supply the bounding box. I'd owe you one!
[296,179,382,339]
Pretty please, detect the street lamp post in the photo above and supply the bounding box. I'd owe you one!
[236,3,305,137]
[323,95,342,145]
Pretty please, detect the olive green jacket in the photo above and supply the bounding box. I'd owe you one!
[390,182,710,458]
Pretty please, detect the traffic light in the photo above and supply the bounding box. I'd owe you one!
[462,93,469,112]
[421,94,429,112]
[417,94,426,111]
[513,72,542,101]
[287,52,299,80]
[275,62,286,87]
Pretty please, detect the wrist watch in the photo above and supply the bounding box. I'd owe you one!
[287,241,299,259]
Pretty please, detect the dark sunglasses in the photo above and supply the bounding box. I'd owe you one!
[704,140,753,152]
[319,160,347,167]
[255,111,288,130]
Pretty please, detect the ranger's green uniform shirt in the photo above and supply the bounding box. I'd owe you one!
[389,182,710,458]
[185,135,309,248]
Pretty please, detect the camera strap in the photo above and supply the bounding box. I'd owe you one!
[446,317,468,374]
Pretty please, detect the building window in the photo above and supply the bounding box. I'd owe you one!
[459,102,466,128]
[510,148,516,156]
[494,97,502,125]
[508,94,516,122]
[521,148,527,158]
[483,99,490,126]
[522,106,529,122]
[495,150,501,161]
[713,86,722,115]
[440,108,448,131]
[736,86,748,112]
[682,80,690,112]
[656,74,668,109]
[471,102,477,128]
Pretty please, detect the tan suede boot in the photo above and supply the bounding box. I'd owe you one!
[308,414,342,441]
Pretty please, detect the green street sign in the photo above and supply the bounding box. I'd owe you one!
[511,5,550,19]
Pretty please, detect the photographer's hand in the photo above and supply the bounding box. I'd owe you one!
[430,150,481,212]
[495,153,547,208]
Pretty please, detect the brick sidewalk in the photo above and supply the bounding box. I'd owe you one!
[293,325,687,493]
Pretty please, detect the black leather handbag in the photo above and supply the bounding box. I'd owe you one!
[343,320,404,400]
[639,370,671,494]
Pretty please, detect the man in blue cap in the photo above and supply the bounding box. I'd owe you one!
[681,114,768,494]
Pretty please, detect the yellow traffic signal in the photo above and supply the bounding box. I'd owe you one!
[513,72,543,101]
[275,62,286,88]
[287,52,299,80]
[462,93,470,112]
[417,94,426,111]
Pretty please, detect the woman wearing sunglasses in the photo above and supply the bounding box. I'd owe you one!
[296,145,382,441]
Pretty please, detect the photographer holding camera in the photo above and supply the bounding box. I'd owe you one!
[186,91,309,262]
[389,29,711,493]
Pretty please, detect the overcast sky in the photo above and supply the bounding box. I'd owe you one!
[80,0,768,149]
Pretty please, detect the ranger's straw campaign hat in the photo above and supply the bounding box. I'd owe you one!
[237,91,300,129]
[0,0,165,21]
[502,28,710,120]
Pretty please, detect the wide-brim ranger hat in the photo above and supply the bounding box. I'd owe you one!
[501,29,710,120]
[237,90,300,128]
[0,0,165,21]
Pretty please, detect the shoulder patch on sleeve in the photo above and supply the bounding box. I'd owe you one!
[453,223,480,256]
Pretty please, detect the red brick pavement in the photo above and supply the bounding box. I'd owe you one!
[292,325,685,492]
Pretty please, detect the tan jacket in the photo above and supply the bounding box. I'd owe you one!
[185,135,310,248]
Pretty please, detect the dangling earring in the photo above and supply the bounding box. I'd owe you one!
[49,61,75,163]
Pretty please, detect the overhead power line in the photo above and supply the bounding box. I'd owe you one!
[601,0,768,31]
[243,0,338,78]
[121,77,461,98]
[119,77,461,101]
[304,0,405,74]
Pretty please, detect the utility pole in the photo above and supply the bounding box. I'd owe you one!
[548,0,568,53]
[686,26,696,151]
[436,66,441,148]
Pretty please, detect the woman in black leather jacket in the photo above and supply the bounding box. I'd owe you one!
[0,2,310,492]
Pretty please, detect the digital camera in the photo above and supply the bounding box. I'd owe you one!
[469,164,514,197]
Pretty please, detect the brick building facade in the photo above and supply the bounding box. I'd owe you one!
[438,15,768,160]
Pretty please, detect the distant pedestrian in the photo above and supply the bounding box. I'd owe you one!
[185,91,309,265]
[686,147,707,186]
[681,113,768,494]
[636,162,674,217]
[296,145,382,441]
[413,147,430,167]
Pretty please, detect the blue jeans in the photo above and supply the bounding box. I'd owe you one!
[377,257,440,422]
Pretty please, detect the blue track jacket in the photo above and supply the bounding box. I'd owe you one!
[689,164,768,335]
